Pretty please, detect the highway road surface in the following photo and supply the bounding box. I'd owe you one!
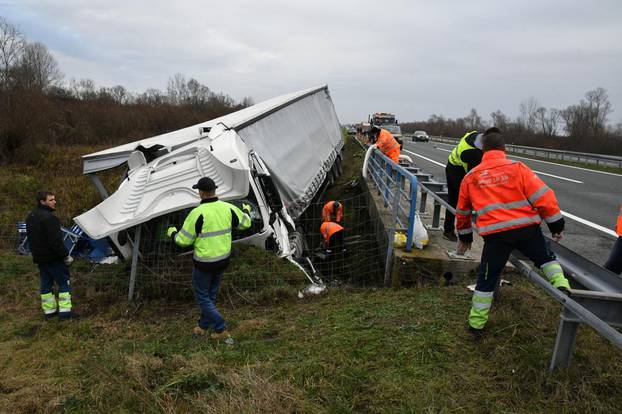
[401,140,622,266]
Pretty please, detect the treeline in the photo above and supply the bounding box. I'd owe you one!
[401,89,622,155]
[0,17,253,164]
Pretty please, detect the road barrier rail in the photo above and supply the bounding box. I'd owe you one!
[428,136,622,169]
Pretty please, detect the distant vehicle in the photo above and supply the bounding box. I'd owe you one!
[412,131,429,142]
[383,124,402,140]
[369,112,397,126]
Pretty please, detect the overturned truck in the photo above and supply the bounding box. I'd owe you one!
[75,85,344,269]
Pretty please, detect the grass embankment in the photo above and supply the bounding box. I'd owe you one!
[0,144,120,241]
[2,252,621,413]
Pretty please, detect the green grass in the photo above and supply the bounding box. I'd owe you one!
[1,252,621,413]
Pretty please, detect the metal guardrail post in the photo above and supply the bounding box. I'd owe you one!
[418,186,428,214]
[550,311,580,369]
[431,200,442,229]
[127,225,142,301]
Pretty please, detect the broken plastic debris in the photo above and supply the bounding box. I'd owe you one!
[467,279,512,292]
[447,250,473,260]
[304,283,326,295]
[297,291,304,299]
[224,336,235,345]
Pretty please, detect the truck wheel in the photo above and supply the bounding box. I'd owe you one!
[288,231,305,259]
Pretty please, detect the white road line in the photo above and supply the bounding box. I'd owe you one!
[433,142,622,177]
[433,147,583,183]
[561,210,618,238]
[402,149,445,167]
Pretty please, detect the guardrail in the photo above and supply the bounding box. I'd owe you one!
[429,136,622,169]
[365,148,418,252]
[364,140,622,370]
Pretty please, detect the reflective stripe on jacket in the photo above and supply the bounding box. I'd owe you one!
[376,129,400,163]
[320,222,344,244]
[448,131,479,172]
[322,201,343,223]
[174,199,251,264]
[616,205,622,237]
[456,150,562,237]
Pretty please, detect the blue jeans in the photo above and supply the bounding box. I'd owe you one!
[192,267,226,332]
[39,261,71,295]
[605,237,622,275]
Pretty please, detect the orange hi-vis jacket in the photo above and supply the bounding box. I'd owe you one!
[616,205,622,237]
[320,222,344,244]
[456,150,563,238]
[322,201,343,223]
[376,128,400,163]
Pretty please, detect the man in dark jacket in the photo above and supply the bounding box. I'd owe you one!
[26,191,74,319]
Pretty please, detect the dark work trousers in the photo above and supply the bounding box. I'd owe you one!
[444,164,466,233]
[39,261,71,295]
[476,225,557,292]
[605,237,622,275]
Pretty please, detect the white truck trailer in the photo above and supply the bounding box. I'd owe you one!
[75,85,343,264]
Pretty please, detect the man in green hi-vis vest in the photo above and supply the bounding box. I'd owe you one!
[443,128,499,241]
[167,177,251,339]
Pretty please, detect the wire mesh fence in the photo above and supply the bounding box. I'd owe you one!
[1,189,391,303]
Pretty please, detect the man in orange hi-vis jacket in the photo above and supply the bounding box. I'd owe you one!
[604,204,622,275]
[322,201,343,224]
[454,130,570,338]
[370,124,400,163]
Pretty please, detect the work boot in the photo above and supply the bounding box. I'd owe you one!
[193,326,207,336]
[467,325,484,341]
[44,311,58,320]
[443,231,458,242]
[210,330,231,340]
[58,312,79,320]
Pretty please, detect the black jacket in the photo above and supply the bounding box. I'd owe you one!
[25,204,68,264]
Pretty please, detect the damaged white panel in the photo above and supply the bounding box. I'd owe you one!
[75,130,250,239]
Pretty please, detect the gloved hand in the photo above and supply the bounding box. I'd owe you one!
[242,203,251,214]
[64,255,74,266]
[167,226,177,238]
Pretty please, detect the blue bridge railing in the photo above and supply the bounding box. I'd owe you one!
[366,148,418,251]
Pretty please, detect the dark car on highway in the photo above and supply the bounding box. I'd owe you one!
[413,131,430,142]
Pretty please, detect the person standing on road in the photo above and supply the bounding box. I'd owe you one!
[443,129,495,241]
[455,131,571,338]
[369,124,400,163]
[25,191,74,319]
[604,204,622,274]
[167,177,251,339]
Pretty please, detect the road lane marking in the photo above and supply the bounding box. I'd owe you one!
[433,147,583,183]
[402,149,445,167]
[433,142,622,177]
[561,210,618,238]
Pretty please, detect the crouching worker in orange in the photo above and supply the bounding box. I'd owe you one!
[322,201,343,223]
[455,130,570,339]
[369,124,400,163]
[320,221,346,278]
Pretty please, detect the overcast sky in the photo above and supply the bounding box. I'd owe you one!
[2,0,621,124]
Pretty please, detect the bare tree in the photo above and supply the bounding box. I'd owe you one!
[17,41,63,91]
[0,17,25,89]
[490,110,510,131]
[167,73,189,105]
[584,87,612,136]
[518,97,539,132]
[464,108,483,130]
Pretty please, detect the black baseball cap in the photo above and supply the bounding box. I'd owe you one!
[192,177,217,191]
